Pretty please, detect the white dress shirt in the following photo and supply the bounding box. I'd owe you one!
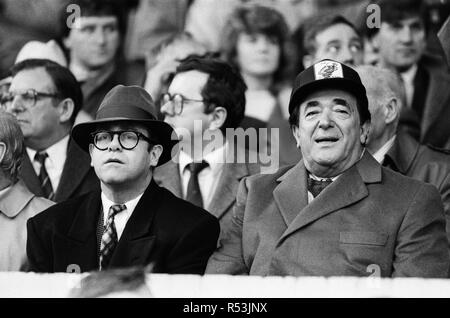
[400,64,418,109]
[101,192,144,240]
[178,142,228,210]
[372,135,396,164]
[26,134,70,192]
[245,90,276,122]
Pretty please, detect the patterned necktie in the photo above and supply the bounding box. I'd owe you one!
[34,152,54,200]
[307,177,333,198]
[99,204,126,270]
[185,161,209,208]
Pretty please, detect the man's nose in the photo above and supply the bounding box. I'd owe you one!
[92,28,107,45]
[160,101,172,116]
[9,96,25,113]
[339,47,355,66]
[399,26,413,43]
[318,110,334,129]
[108,134,121,151]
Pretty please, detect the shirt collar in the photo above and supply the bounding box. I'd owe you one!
[0,180,35,218]
[26,134,70,169]
[101,191,144,223]
[400,64,418,84]
[372,135,396,164]
[179,141,228,175]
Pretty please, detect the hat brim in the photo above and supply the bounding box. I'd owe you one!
[288,77,368,115]
[71,117,179,166]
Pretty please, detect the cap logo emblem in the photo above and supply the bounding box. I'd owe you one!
[314,60,344,79]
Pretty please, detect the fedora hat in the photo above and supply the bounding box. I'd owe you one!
[72,85,179,166]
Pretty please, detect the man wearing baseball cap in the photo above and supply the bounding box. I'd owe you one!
[206,59,449,277]
[26,85,220,273]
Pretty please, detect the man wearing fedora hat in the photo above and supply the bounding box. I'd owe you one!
[26,85,220,273]
[206,59,449,277]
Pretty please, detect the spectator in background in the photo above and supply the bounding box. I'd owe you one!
[221,4,299,165]
[0,111,53,271]
[185,0,318,53]
[2,59,99,202]
[367,0,450,149]
[301,14,364,68]
[143,32,207,112]
[0,39,68,96]
[123,0,190,64]
[155,55,261,239]
[356,64,450,246]
[0,0,70,78]
[60,0,143,123]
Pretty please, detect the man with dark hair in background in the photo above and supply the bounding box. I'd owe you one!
[155,55,262,238]
[302,14,364,68]
[60,0,143,123]
[367,0,450,149]
[2,59,99,202]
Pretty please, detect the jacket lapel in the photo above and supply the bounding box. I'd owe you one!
[422,68,450,140]
[386,132,419,174]
[273,160,309,227]
[277,152,382,246]
[55,139,93,202]
[55,191,101,271]
[109,180,159,268]
[207,162,250,219]
[153,160,182,197]
[19,153,44,197]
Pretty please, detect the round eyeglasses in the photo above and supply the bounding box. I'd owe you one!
[91,130,154,151]
[161,93,204,115]
[0,89,59,110]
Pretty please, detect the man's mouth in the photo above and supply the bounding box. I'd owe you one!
[105,158,124,164]
[315,136,339,143]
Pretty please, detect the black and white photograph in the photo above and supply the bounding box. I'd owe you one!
[0,0,449,308]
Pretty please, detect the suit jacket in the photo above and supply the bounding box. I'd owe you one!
[153,150,260,237]
[206,152,450,277]
[0,180,54,271]
[385,132,450,244]
[26,179,219,273]
[19,138,100,203]
[399,55,450,149]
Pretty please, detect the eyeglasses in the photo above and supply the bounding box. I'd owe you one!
[90,130,154,151]
[0,89,59,110]
[161,93,204,115]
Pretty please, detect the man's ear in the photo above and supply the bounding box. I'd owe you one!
[88,143,94,167]
[360,120,371,145]
[149,144,163,167]
[368,33,380,52]
[62,34,72,50]
[303,54,314,69]
[291,125,301,148]
[57,98,75,124]
[208,106,227,131]
[384,97,399,125]
[0,142,6,164]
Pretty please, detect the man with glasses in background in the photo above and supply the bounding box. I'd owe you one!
[26,84,219,273]
[155,55,261,239]
[1,59,99,202]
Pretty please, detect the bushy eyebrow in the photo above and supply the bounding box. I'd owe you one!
[304,101,320,108]
[333,98,351,107]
